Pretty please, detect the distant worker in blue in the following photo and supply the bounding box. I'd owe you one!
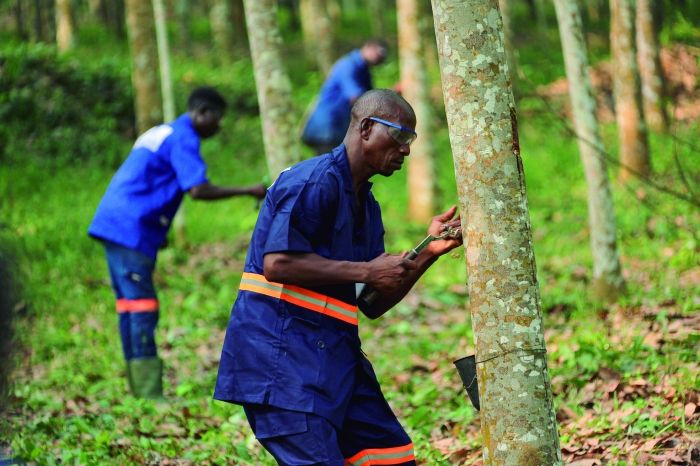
[301,39,389,155]
[89,87,266,399]
[215,89,463,465]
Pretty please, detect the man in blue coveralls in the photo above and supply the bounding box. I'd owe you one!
[215,89,463,465]
[89,87,266,399]
[301,40,388,155]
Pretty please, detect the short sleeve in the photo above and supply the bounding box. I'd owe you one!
[263,174,339,255]
[171,136,208,191]
[367,196,385,260]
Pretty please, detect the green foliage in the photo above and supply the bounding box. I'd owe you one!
[0,42,134,166]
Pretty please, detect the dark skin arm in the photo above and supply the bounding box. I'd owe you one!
[263,206,463,319]
[189,182,266,200]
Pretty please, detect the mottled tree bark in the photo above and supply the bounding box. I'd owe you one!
[299,0,335,74]
[611,0,650,181]
[431,0,562,464]
[497,0,519,98]
[636,0,667,132]
[243,0,302,177]
[125,0,163,133]
[397,0,436,223]
[55,0,75,52]
[554,0,624,302]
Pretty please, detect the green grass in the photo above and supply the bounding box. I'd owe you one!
[1,4,699,465]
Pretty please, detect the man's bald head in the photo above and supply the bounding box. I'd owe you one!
[349,89,415,128]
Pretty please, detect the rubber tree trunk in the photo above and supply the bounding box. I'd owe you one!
[210,0,234,58]
[153,0,184,245]
[126,0,162,134]
[497,0,519,98]
[299,0,334,74]
[367,0,385,37]
[55,0,75,52]
[243,0,302,178]
[636,0,667,133]
[397,0,436,223]
[610,0,650,182]
[431,0,562,464]
[553,0,624,302]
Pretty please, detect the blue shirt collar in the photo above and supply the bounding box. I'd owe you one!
[331,144,372,196]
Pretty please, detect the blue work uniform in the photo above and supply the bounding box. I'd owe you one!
[301,50,373,149]
[214,145,416,465]
[89,113,208,360]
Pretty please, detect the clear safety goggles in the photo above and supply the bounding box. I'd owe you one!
[368,117,418,146]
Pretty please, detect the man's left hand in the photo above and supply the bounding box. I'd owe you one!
[425,206,463,257]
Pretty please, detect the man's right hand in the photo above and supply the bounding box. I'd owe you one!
[365,253,417,294]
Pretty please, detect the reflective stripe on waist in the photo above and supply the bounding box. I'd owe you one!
[239,272,359,326]
[116,298,159,313]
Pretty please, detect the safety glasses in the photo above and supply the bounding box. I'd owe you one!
[368,117,417,146]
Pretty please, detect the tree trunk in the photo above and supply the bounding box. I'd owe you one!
[367,0,385,37]
[55,0,75,52]
[431,0,562,464]
[231,0,248,49]
[498,0,519,98]
[210,0,234,58]
[397,0,436,223]
[636,0,667,132]
[554,0,624,302]
[243,0,302,178]
[299,0,335,74]
[15,0,28,40]
[125,0,163,133]
[610,0,650,181]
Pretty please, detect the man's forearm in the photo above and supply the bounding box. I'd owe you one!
[190,183,255,200]
[263,253,370,286]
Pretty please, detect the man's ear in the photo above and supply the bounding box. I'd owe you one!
[359,118,372,140]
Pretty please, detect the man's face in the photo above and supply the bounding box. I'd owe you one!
[365,44,387,66]
[362,109,416,177]
[192,107,223,139]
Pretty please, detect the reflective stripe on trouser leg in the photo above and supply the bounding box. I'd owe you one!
[117,299,159,360]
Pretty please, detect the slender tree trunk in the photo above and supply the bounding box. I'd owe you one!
[498,0,519,98]
[397,0,436,223]
[611,0,650,181]
[125,0,163,133]
[299,0,335,74]
[431,0,562,464]
[367,0,385,37]
[636,0,667,132]
[243,0,302,178]
[55,0,75,52]
[210,0,234,58]
[554,0,624,302]
[15,0,27,40]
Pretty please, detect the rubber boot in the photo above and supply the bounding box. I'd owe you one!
[127,357,164,399]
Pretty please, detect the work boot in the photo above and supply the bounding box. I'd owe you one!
[127,357,164,399]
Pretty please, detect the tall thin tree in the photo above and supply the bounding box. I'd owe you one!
[431,0,562,463]
[210,0,235,58]
[554,0,624,302]
[299,0,334,74]
[397,0,436,223]
[611,0,650,181]
[55,0,75,52]
[125,0,162,133]
[636,0,667,132]
[243,0,301,177]
[498,0,519,98]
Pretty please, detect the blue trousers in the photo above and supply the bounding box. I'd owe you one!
[103,241,159,360]
[243,362,416,466]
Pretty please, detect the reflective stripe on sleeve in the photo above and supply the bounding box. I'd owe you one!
[239,272,359,326]
[344,443,415,466]
[116,298,159,313]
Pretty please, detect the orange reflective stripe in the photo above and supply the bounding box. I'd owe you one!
[345,443,415,466]
[239,273,359,326]
[116,298,159,313]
